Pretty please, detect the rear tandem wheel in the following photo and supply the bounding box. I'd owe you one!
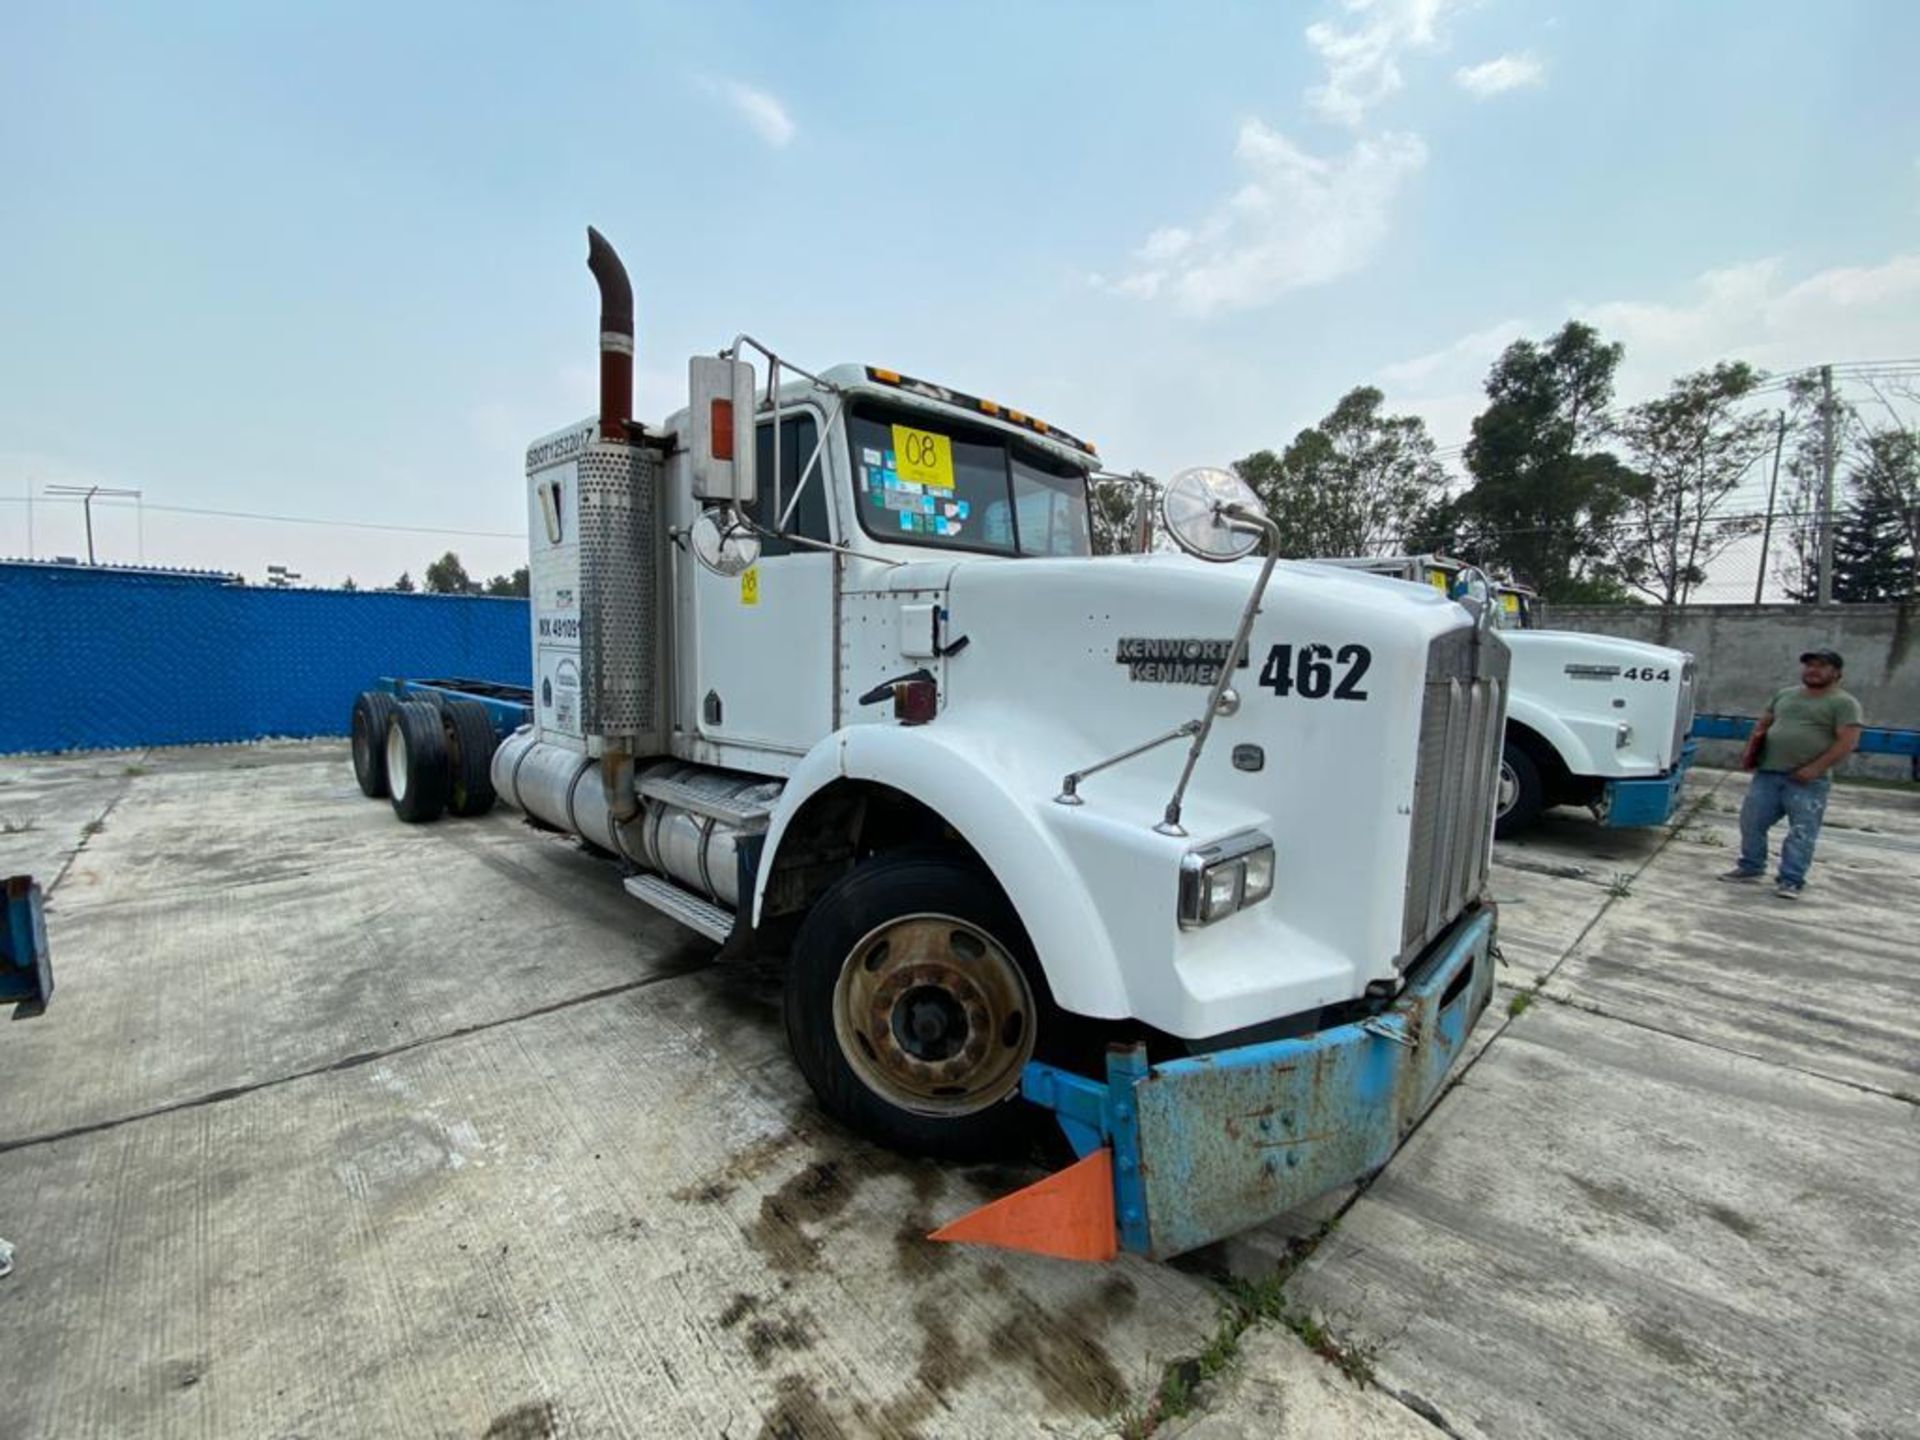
[385,701,450,823]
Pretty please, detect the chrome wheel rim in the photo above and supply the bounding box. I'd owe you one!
[831,913,1036,1117]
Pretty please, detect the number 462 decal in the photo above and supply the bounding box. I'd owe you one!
[1259,643,1372,700]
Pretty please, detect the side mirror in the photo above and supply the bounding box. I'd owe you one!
[688,508,762,577]
[689,355,758,505]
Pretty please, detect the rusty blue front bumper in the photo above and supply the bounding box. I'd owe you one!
[1599,741,1697,829]
[1022,907,1496,1259]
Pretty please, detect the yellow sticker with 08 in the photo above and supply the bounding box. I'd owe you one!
[740,566,759,606]
[891,424,955,490]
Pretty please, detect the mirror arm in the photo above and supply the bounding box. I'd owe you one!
[778,392,848,532]
[1156,503,1281,837]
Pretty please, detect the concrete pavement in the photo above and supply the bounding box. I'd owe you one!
[1,746,1914,1438]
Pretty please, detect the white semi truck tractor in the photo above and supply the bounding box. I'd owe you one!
[359,232,1509,1258]
[1311,555,1696,837]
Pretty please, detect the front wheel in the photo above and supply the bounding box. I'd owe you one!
[784,854,1045,1160]
[1494,740,1544,838]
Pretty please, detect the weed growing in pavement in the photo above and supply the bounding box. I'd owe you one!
[1115,1220,1348,1437]
[0,814,36,834]
[122,764,148,777]
[1508,992,1534,1017]
[1285,1310,1379,1387]
[1685,827,1725,847]
[80,819,106,838]
[1606,873,1634,898]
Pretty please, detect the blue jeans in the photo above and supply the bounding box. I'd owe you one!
[1737,771,1831,887]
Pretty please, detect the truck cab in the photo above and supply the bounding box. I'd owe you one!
[469,232,1507,1256]
[1310,554,1697,835]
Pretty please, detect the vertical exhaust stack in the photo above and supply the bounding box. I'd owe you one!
[586,226,634,442]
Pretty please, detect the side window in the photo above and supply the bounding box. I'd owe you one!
[749,416,831,556]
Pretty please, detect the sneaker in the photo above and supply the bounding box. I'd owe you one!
[1772,881,1803,900]
[1717,868,1763,883]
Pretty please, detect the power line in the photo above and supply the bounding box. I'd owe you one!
[0,494,519,541]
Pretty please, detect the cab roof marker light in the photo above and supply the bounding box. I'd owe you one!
[863,366,1099,458]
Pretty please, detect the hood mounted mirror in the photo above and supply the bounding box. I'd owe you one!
[1162,467,1266,562]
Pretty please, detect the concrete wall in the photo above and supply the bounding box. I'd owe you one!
[1542,602,1917,780]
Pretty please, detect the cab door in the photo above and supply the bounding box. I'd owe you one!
[690,412,837,762]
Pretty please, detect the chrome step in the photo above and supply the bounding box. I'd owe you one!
[622,873,736,943]
[636,775,776,833]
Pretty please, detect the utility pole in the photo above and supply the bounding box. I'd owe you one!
[1817,364,1836,605]
[45,484,142,565]
[1753,411,1787,605]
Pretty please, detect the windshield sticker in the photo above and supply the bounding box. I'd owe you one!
[891,424,956,490]
[863,447,882,465]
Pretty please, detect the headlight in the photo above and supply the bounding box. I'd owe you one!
[1242,846,1275,905]
[1179,831,1275,929]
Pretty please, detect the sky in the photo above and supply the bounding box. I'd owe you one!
[3,0,1917,586]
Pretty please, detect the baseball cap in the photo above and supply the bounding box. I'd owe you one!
[1799,648,1844,669]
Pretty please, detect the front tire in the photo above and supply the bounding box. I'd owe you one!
[1495,740,1544,838]
[784,854,1044,1160]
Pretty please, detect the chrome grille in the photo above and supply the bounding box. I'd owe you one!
[1401,627,1510,965]
[1670,658,1697,765]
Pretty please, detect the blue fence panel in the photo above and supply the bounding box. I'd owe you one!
[0,563,530,754]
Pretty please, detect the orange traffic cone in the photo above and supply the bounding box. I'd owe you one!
[928,1148,1118,1262]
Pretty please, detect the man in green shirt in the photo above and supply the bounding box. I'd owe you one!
[1720,649,1863,898]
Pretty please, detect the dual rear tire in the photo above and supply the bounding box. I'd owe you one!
[350,691,499,824]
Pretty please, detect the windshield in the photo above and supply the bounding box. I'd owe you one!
[847,400,1092,557]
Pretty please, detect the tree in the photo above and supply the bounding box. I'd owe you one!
[1233,386,1444,558]
[1847,423,1919,597]
[1775,374,1835,602]
[1609,362,1773,607]
[424,551,477,595]
[1450,322,1640,601]
[1087,476,1136,555]
[484,566,531,597]
[392,571,416,593]
[1829,494,1912,601]
[340,576,359,592]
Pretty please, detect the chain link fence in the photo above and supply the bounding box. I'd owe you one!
[1,562,530,754]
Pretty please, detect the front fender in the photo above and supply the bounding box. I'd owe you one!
[753,725,1132,1019]
[1506,693,1607,778]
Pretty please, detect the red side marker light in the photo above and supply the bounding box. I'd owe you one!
[710,398,734,461]
[894,678,938,725]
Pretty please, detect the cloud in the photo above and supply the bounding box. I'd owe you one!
[1374,252,1920,450]
[1378,317,1527,389]
[708,79,794,148]
[1454,52,1545,97]
[1106,122,1426,316]
[1101,1,1467,316]
[1307,0,1460,125]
